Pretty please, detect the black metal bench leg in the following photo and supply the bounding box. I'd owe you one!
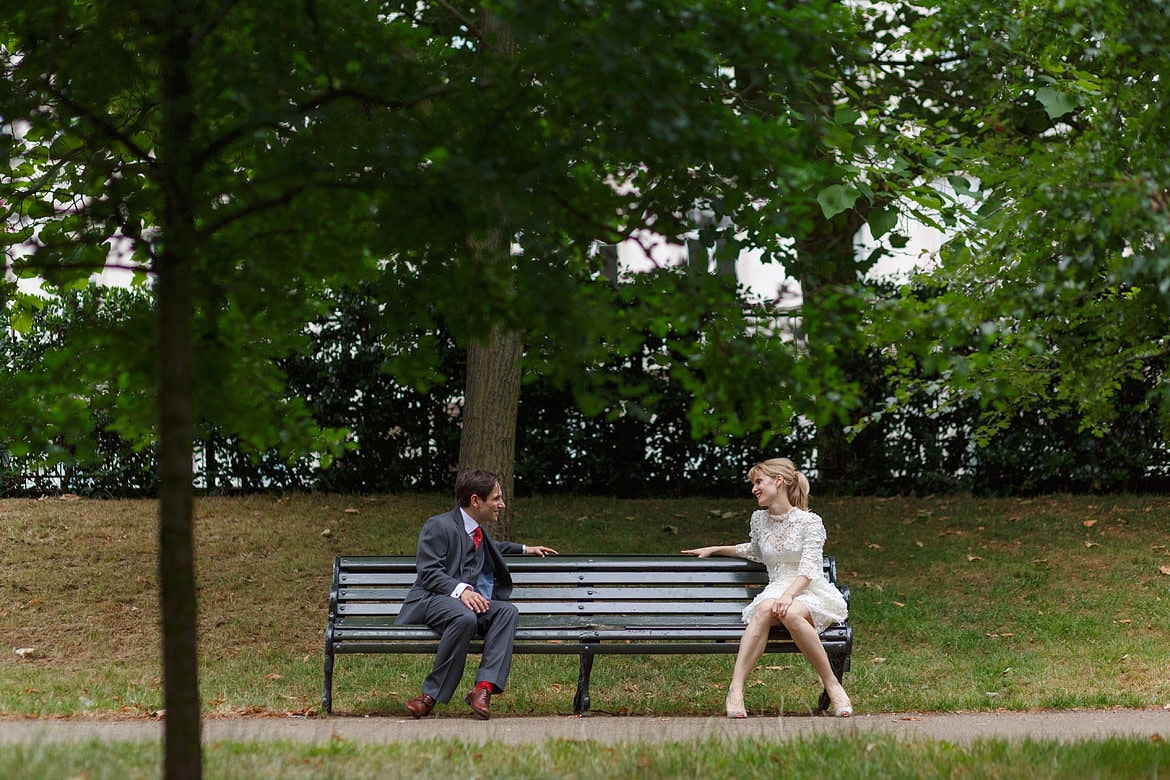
[322,646,335,715]
[573,652,595,716]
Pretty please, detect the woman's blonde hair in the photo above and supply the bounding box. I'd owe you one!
[747,457,810,510]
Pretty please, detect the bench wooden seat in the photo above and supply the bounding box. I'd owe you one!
[322,554,853,715]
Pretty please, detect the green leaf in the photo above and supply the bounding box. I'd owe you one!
[1036,86,1076,119]
[868,207,898,240]
[816,184,860,220]
[947,176,977,198]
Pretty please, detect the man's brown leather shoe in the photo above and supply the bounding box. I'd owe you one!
[403,693,436,719]
[464,686,491,720]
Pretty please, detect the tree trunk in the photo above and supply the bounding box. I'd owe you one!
[796,208,868,493]
[158,5,203,777]
[459,324,523,540]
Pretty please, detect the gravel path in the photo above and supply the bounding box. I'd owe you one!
[4,709,1169,745]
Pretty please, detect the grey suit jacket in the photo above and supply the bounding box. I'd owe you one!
[395,507,523,625]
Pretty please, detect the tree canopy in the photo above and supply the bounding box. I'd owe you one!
[2,2,863,777]
[867,0,1170,441]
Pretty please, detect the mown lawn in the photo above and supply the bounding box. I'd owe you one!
[2,492,1169,719]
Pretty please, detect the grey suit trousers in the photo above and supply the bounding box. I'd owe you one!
[416,594,519,703]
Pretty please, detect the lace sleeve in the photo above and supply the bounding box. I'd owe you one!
[735,541,760,562]
[796,511,828,580]
[735,511,764,563]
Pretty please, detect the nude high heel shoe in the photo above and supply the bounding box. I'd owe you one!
[725,688,747,719]
[828,683,852,717]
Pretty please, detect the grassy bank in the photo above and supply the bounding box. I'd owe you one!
[2,492,1169,719]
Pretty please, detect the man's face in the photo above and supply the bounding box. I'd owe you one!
[469,483,505,525]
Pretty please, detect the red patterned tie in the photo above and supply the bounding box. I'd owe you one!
[472,527,483,550]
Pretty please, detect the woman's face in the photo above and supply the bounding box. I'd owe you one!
[750,473,784,507]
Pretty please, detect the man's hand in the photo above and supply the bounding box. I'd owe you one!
[460,588,490,614]
[525,545,558,557]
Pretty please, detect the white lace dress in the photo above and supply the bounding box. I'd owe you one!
[735,508,848,634]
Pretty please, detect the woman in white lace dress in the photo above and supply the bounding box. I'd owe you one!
[682,457,853,718]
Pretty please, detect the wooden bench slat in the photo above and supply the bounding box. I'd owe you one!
[341,568,776,584]
[338,601,754,617]
[337,554,789,573]
[339,585,766,602]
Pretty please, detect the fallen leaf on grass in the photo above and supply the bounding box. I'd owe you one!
[1085,541,1099,548]
[1159,565,1170,576]
[869,657,887,664]
[265,673,283,681]
[891,601,905,608]
[1083,519,1098,528]
[966,555,982,562]
[343,508,359,514]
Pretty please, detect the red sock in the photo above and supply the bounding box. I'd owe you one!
[476,681,493,692]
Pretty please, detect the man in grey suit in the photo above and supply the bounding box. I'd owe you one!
[398,469,557,719]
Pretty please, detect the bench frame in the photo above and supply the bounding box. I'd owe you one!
[322,554,852,715]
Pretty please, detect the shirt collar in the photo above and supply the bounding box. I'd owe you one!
[459,507,478,535]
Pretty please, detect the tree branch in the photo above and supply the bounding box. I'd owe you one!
[40,81,155,165]
[195,80,480,171]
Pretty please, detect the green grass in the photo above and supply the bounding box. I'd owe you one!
[3,736,1170,779]
[2,492,1170,719]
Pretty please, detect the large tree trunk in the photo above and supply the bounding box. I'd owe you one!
[459,324,523,539]
[158,6,203,777]
[795,207,868,493]
[457,9,522,538]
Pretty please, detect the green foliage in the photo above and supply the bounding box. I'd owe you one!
[0,0,864,473]
[871,0,1170,436]
[7,280,1170,497]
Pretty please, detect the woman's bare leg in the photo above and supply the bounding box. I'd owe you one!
[782,602,851,714]
[727,599,780,715]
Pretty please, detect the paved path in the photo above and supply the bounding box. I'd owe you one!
[4,709,1169,745]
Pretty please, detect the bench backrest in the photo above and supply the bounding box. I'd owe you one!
[331,554,844,626]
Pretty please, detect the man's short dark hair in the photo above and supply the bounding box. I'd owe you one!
[455,469,500,507]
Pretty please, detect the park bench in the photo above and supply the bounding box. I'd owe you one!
[322,554,853,715]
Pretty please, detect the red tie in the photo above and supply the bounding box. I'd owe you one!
[472,527,483,550]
